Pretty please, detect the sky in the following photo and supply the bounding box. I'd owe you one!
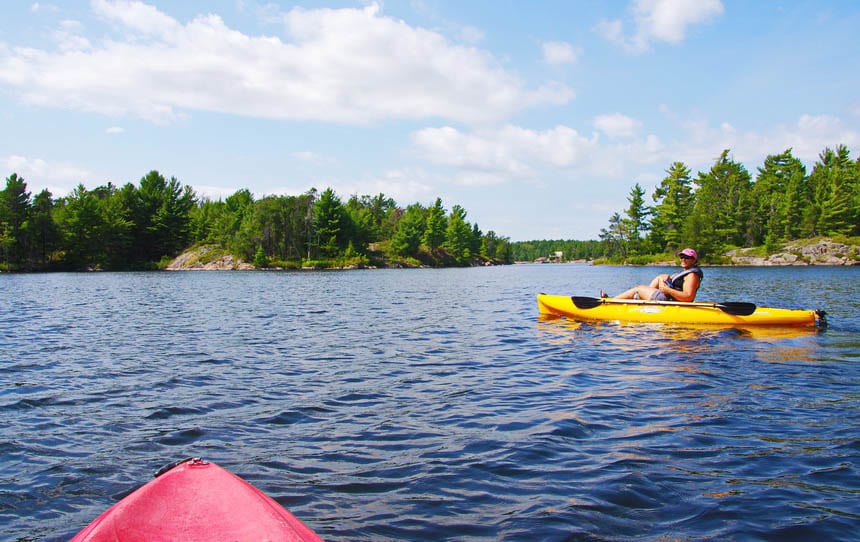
[1,0,859,242]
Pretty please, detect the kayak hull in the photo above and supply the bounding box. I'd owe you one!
[71,458,323,542]
[537,294,823,327]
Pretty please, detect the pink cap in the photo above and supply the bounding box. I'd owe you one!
[677,248,698,259]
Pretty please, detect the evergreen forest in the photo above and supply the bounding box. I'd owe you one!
[2,144,858,271]
[509,145,860,263]
[0,171,512,271]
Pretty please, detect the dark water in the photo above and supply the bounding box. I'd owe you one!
[1,265,858,541]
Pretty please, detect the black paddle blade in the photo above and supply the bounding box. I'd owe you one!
[715,302,757,316]
[571,296,605,309]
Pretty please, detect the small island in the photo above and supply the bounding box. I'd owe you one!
[0,172,511,272]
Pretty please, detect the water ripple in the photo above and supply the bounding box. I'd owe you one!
[1,267,858,541]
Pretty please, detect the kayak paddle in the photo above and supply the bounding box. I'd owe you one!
[571,296,757,316]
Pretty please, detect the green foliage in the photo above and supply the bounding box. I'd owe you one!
[623,183,650,254]
[590,144,860,263]
[29,189,60,266]
[750,149,806,245]
[189,245,229,265]
[423,197,447,250]
[390,203,426,256]
[443,205,473,265]
[686,149,753,255]
[650,162,694,252]
[0,170,510,271]
[625,254,663,265]
[808,145,857,237]
[253,245,269,268]
[57,184,102,268]
[131,171,196,263]
[599,212,627,258]
[0,173,31,268]
[267,259,302,270]
[314,188,346,258]
[481,230,512,262]
[345,193,396,247]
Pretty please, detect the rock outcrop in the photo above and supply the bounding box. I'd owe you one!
[166,246,254,270]
[726,240,859,266]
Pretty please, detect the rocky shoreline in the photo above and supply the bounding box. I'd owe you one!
[166,246,255,271]
[725,240,859,266]
[166,239,859,270]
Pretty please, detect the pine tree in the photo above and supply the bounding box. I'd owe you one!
[649,162,694,253]
[28,189,60,266]
[686,150,752,256]
[423,197,446,250]
[390,203,426,256]
[313,188,346,258]
[443,205,472,264]
[810,145,856,236]
[623,183,650,255]
[750,149,806,246]
[0,173,31,267]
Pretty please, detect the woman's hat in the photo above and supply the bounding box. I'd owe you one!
[677,248,698,259]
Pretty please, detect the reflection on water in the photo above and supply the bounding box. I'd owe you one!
[538,314,826,362]
[533,309,857,539]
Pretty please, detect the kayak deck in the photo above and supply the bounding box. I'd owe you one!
[71,457,323,542]
[537,293,825,327]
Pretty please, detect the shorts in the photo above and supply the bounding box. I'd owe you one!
[651,290,671,301]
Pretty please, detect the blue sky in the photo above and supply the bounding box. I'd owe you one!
[1,0,858,241]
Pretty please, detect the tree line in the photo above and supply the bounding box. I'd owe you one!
[510,144,859,263]
[0,171,513,271]
[5,143,855,270]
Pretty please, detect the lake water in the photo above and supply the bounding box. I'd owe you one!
[2,264,858,541]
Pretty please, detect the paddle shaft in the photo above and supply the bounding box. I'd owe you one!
[571,296,757,316]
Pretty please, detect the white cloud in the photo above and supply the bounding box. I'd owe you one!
[598,0,724,54]
[193,183,241,202]
[646,110,860,177]
[634,0,724,44]
[747,114,859,164]
[106,126,124,134]
[542,41,581,65]
[410,112,860,192]
[91,0,181,39]
[1,155,94,196]
[331,168,436,204]
[593,113,641,138]
[0,1,572,125]
[411,124,600,184]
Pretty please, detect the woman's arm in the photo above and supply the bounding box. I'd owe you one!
[665,272,700,302]
[649,273,671,288]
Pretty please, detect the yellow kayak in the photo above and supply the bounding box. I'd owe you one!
[537,294,825,327]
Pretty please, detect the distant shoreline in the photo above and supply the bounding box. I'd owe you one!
[164,238,859,270]
[516,239,860,268]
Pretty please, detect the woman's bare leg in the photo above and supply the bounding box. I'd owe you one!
[649,274,670,288]
[613,285,659,299]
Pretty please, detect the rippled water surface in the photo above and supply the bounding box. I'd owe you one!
[2,265,859,541]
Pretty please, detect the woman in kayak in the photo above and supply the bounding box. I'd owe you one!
[602,248,703,302]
